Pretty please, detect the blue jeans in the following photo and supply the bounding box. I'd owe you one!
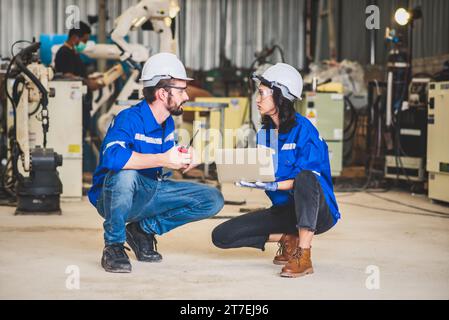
[96,170,224,245]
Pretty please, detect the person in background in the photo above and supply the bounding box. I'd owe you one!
[54,21,104,135]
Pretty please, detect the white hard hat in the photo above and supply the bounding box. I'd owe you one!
[252,63,303,101]
[140,52,193,87]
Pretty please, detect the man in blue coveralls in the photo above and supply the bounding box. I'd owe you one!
[89,53,224,273]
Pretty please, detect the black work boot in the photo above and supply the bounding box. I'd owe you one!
[126,222,162,262]
[101,243,132,273]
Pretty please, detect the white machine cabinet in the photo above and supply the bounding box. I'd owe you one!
[427,81,449,203]
[7,80,85,199]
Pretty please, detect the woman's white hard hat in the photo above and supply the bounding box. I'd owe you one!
[252,63,303,101]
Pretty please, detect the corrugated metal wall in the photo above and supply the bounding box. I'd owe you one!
[336,0,449,65]
[180,0,305,70]
[1,0,96,57]
[0,0,162,59]
[1,0,448,70]
[1,0,305,70]
[180,0,222,70]
[410,0,449,59]
[225,0,305,69]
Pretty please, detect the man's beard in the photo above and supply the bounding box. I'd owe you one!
[167,96,184,116]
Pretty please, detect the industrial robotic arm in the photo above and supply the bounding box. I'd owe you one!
[12,43,54,171]
[81,0,180,106]
[82,0,180,69]
[59,0,180,139]
[110,0,180,68]
[82,0,181,137]
[6,42,63,214]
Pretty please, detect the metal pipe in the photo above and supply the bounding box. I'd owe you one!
[97,0,107,72]
[386,71,393,126]
[370,29,376,65]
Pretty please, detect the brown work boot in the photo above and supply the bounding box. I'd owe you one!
[280,247,314,278]
[273,234,299,265]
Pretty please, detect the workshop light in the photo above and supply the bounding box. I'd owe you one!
[164,16,172,27]
[169,3,180,19]
[394,8,410,26]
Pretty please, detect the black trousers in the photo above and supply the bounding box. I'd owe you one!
[212,170,336,251]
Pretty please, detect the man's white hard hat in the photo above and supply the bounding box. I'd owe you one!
[252,63,303,101]
[140,52,193,87]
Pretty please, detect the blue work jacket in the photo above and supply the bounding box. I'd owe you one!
[257,113,341,223]
[88,99,175,206]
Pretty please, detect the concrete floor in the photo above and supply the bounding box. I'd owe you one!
[0,183,448,300]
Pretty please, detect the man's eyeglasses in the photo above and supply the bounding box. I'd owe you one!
[163,85,187,94]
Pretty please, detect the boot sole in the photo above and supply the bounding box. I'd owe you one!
[126,229,162,263]
[101,261,132,273]
[273,260,288,265]
[102,267,132,273]
[280,268,314,278]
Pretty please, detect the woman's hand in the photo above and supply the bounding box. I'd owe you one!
[235,181,279,191]
[236,179,295,191]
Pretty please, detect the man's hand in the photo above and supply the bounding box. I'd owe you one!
[182,146,200,174]
[161,147,191,170]
[235,180,278,191]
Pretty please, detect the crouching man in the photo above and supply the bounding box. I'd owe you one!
[88,53,224,273]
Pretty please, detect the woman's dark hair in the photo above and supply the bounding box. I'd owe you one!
[260,85,297,133]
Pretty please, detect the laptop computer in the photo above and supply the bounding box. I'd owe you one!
[215,147,276,183]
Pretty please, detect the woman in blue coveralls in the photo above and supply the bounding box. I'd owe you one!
[212,63,341,278]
